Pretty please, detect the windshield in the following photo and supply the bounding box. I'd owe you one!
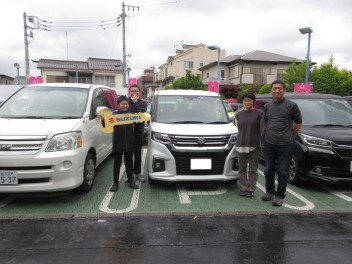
[223,101,234,113]
[0,86,89,119]
[292,99,352,126]
[154,94,229,124]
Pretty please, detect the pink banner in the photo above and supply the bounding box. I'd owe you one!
[294,83,312,93]
[208,81,218,93]
[29,76,43,84]
[128,78,137,88]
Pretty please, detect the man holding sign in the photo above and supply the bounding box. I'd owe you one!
[129,85,148,182]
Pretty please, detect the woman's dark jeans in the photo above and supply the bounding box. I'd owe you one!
[264,142,294,198]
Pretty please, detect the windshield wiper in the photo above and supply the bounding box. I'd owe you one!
[312,124,344,127]
[206,121,228,124]
[172,121,204,124]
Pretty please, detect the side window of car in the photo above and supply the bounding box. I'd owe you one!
[90,88,105,119]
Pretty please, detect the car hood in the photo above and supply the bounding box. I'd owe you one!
[301,126,352,144]
[0,118,81,138]
[151,122,237,135]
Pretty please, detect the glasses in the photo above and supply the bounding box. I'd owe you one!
[130,89,139,93]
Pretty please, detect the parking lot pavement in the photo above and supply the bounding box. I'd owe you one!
[1,149,352,218]
[1,148,352,263]
[1,212,352,264]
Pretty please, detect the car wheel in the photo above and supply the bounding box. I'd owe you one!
[148,175,157,185]
[79,153,96,193]
[288,155,300,185]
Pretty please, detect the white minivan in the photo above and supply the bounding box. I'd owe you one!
[0,83,118,193]
[147,90,239,183]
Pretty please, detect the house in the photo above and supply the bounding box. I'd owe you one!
[200,50,304,86]
[155,43,226,88]
[36,58,124,88]
[0,74,14,85]
[137,68,155,98]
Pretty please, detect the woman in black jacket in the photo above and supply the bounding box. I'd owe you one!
[110,96,139,192]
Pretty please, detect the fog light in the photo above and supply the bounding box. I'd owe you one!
[315,167,322,174]
[232,158,239,171]
[153,158,165,172]
[63,161,72,168]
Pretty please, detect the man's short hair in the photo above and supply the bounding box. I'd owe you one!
[129,84,140,91]
[271,80,286,89]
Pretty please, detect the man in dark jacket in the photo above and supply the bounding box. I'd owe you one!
[110,96,139,192]
[129,85,148,182]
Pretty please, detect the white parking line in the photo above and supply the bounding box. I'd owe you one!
[177,184,227,204]
[257,170,315,210]
[99,149,147,213]
[316,183,352,202]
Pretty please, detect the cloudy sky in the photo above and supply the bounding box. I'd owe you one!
[1,0,352,80]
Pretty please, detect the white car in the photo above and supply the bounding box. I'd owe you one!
[0,83,118,193]
[147,90,239,183]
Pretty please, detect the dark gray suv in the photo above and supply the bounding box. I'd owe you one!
[256,92,352,186]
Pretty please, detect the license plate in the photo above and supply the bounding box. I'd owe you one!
[190,159,212,170]
[0,171,18,185]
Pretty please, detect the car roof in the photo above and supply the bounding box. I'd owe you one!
[25,83,112,89]
[256,92,343,100]
[155,89,219,97]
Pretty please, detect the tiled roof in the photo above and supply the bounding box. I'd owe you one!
[37,58,123,71]
[240,50,303,63]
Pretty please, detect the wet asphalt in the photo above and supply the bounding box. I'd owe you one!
[1,212,352,264]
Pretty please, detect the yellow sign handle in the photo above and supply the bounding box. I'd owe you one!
[98,108,151,133]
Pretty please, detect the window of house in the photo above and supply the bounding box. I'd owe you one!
[221,70,225,79]
[200,62,203,67]
[94,75,116,87]
[230,66,239,79]
[184,61,194,69]
[69,75,92,84]
[207,72,209,78]
[277,69,284,81]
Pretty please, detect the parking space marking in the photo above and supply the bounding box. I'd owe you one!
[0,194,18,208]
[257,170,315,210]
[316,184,352,202]
[99,150,147,214]
[177,184,227,204]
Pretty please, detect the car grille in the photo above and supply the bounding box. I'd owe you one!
[169,135,231,147]
[0,136,47,152]
[172,150,230,175]
[333,147,352,158]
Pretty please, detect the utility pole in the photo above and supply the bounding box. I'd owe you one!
[23,12,39,84]
[23,12,30,84]
[121,2,139,88]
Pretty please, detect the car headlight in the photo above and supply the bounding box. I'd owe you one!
[46,132,83,152]
[298,133,332,147]
[228,133,237,145]
[152,132,171,144]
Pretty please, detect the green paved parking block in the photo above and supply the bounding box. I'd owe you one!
[1,150,352,217]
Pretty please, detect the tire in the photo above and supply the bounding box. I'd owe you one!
[148,175,157,185]
[79,153,96,193]
[288,154,300,185]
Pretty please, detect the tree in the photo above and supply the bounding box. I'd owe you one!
[283,60,308,91]
[311,56,350,95]
[220,84,240,99]
[172,70,206,90]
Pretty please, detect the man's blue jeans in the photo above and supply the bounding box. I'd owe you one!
[264,142,293,198]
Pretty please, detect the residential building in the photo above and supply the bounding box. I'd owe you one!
[36,58,123,88]
[200,50,304,86]
[137,68,155,98]
[0,74,14,85]
[155,43,226,88]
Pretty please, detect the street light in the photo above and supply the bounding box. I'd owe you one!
[14,63,20,84]
[299,27,313,84]
[207,45,220,93]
